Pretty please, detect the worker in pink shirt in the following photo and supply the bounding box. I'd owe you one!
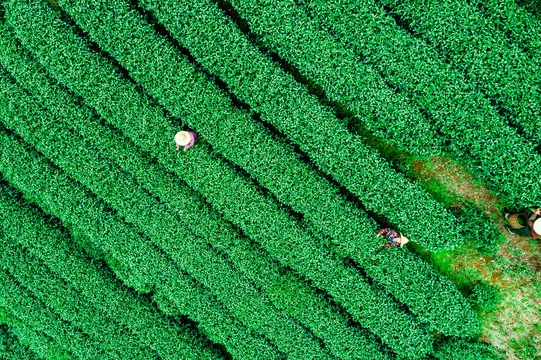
[504,207,541,239]
[175,130,198,151]
[377,228,409,248]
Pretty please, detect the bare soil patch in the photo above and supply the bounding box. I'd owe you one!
[411,156,540,360]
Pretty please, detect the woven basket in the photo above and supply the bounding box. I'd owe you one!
[508,214,527,229]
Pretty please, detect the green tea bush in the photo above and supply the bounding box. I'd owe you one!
[0,57,424,359]
[379,0,541,147]
[0,234,159,360]
[298,0,541,210]
[517,0,541,19]
[0,266,107,360]
[0,26,394,360]
[0,135,279,359]
[0,306,73,360]
[472,0,541,63]
[433,338,501,360]
[5,0,479,345]
[452,203,504,254]
[139,0,464,253]
[0,72,348,360]
[158,1,442,157]
[0,180,224,360]
[468,282,502,313]
[0,324,39,360]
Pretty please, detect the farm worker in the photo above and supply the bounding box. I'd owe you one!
[175,130,198,152]
[377,228,409,248]
[503,207,541,239]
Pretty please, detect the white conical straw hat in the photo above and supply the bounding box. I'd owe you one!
[534,218,541,236]
[175,131,191,146]
[400,235,409,248]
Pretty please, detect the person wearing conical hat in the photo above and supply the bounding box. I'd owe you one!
[504,207,541,239]
[175,130,198,152]
[377,228,409,248]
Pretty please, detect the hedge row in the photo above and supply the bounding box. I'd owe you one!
[165,0,496,253]
[139,0,463,253]
[0,324,39,360]
[0,263,108,360]
[433,338,501,360]
[0,67,334,360]
[6,0,478,343]
[228,0,442,157]
[379,0,541,148]
[0,306,73,360]
[0,230,158,360]
[299,0,541,209]
[0,127,281,360]
[0,25,391,360]
[473,0,541,63]
[7,0,434,352]
[166,0,479,337]
[0,173,223,360]
[0,56,409,360]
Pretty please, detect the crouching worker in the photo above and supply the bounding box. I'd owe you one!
[175,130,198,152]
[377,228,409,248]
[504,207,541,239]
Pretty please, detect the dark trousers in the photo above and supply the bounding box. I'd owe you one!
[508,226,531,237]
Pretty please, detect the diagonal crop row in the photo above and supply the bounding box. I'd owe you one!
[6,0,478,343]
[138,0,462,253]
[472,0,541,64]
[0,129,282,360]
[0,305,73,360]
[219,0,441,156]
[0,59,420,360]
[297,0,541,210]
[433,338,500,360]
[58,0,459,253]
[0,261,109,360]
[0,174,223,360]
[151,0,497,250]
[378,0,541,148]
[0,70,334,360]
[8,0,436,350]
[0,225,160,360]
[0,324,39,360]
[0,25,392,360]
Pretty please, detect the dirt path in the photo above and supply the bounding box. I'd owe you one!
[413,156,541,360]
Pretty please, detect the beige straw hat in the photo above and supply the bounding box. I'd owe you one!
[534,218,541,236]
[399,234,409,248]
[175,131,191,146]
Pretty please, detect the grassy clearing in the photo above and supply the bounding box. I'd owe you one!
[405,156,541,360]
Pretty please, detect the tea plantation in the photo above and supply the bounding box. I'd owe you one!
[0,0,539,359]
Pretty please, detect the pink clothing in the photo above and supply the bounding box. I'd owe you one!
[176,131,197,151]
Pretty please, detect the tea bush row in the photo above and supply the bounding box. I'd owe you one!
[433,338,500,360]
[0,109,311,360]
[378,0,541,148]
[3,38,415,360]
[0,225,159,360]
[139,0,463,253]
[298,0,541,210]
[0,305,73,360]
[0,171,223,360]
[472,0,541,63]
[192,0,479,337]
[0,264,108,360]
[0,324,39,360]
[5,0,476,346]
[0,24,392,360]
[0,129,279,359]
